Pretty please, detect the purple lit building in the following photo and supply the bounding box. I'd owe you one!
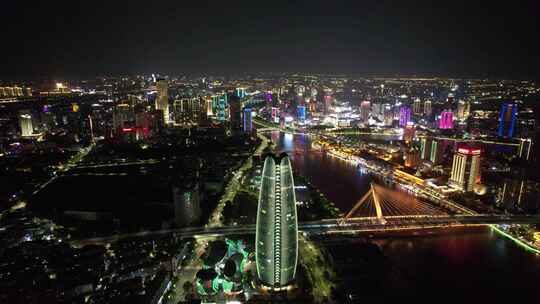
[399,106,411,127]
[439,110,454,129]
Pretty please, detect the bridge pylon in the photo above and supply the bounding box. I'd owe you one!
[343,183,383,220]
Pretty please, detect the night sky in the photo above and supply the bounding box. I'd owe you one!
[1,1,539,80]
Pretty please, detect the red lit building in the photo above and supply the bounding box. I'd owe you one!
[449,146,481,191]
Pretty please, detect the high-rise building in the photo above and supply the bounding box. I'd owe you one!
[517,138,533,161]
[447,93,455,107]
[13,86,23,97]
[456,99,470,121]
[429,140,444,164]
[403,122,415,143]
[324,95,332,114]
[156,79,170,124]
[271,107,280,124]
[211,95,219,116]
[229,95,242,129]
[113,103,136,141]
[19,112,33,136]
[205,96,213,117]
[113,103,135,131]
[399,106,411,127]
[217,93,228,122]
[371,102,382,120]
[256,153,298,288]
[420,137,430,160]
[3,87,15,97]
[297,105,306,122]
[449,146,481,192]
[420,137,444,165]
[174,97,204,126]
[498,102,517,138]
[423,100,432,116]
[383,104,393,126]
[404,147,420,168]
[439,110,453,129]
[413,98,422,115]
[243,107,253,132]
[360,100,371,122]
[393,103,402,120]
[134,111,152,139]
[235,87,246,98]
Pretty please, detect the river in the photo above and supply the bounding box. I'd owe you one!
[271,131,540,300]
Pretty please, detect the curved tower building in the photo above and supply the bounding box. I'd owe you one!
[256,153,298,288]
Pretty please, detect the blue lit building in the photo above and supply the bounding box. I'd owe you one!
[297,105,306,122]
[498,102,517,138]
[243,107,253,132]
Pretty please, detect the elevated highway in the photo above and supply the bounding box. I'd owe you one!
[71,214,540,247]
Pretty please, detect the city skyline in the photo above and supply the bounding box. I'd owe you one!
[2,2,540,302]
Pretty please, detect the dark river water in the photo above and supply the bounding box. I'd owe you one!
[271,131,540,300]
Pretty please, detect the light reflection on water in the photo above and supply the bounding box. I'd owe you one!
[271,131,372,212]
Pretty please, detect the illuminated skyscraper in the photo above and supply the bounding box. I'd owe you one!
[217,93,228,122]
[271,107,280,124]
[383,104,393,126]
[420,137,430,160]
[413,98,422,115]
[156,79,170,124]
[498,102,517,138]
[399,106,411,127]
[404,147,420,168]
[235,87,246,98]
[174,97,204,126]
[403,122,415,142]
[113,103,135,129]
[324,95,332,114]
[243,107,253,132]
[13,86,23,97]
[449,146,481,192]
[19,112,33,136]
[447,93,455,107]
[297,105,306,122]
[360,100,370,122]
[371,102,382,120]
[211,95,219,116]
[457,99,470,121]
[229,95,242,129]
[420,137,444,165]
[439,110,453,129]
[206,97,213,117]
[423,100,432,116]
[112,103,136,141]
[256,153,298,288]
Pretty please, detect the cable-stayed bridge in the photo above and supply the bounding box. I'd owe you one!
[72,214,540,247]
[344,183,448,219]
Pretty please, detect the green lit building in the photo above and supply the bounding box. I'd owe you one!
[256,153,298,288]
[217,93,228,122]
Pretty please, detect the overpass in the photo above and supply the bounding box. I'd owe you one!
[71,214,540,247]
[69,179,540,255]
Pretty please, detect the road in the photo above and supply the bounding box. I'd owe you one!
[71,214,540,247]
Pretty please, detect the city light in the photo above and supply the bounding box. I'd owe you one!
[1,4,540,301]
